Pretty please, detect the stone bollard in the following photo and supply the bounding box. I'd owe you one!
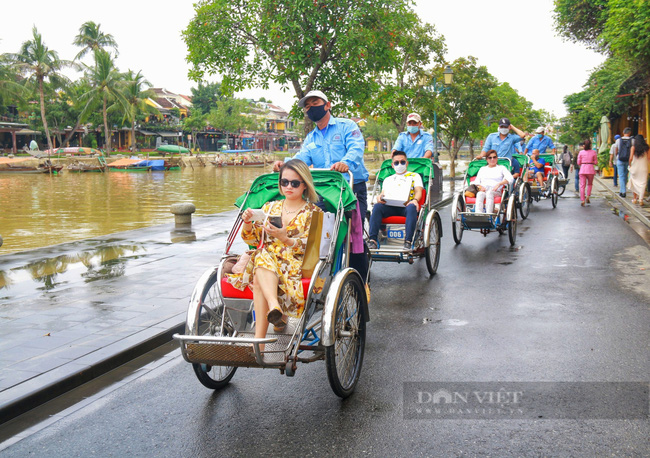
[170,202,196,226]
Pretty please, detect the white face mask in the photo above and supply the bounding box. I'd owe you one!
[499,127,510,135]
[394,163,407,174]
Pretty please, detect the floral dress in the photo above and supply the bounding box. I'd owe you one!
[226,201,321,318]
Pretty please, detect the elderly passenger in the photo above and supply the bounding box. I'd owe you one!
[473,150,514,214]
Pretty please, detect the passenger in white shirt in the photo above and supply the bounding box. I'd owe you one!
[367,151,424,250]
[473,150,514,214]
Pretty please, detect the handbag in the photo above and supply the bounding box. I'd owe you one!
[302,209,323,278]
[464,184,479,198]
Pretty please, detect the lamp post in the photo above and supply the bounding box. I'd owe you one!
[418,65,454,162]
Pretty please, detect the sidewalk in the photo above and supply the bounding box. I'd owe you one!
[592,175,650,226]
[0,212,237,424]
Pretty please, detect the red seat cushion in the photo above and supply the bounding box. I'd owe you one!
[220,277,311,300]
[381,189,426,224]
[465,196,502,204]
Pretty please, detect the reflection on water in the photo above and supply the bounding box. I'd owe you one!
[0,244,143,291]
[0,166,271,254]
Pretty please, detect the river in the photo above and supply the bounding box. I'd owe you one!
[0,166,273,254]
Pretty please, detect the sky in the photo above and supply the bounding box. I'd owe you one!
[0,0,605,119]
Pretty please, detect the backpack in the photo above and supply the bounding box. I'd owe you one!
[618,138,632,162]
[562,151,572,167]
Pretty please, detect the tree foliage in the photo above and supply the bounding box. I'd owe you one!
[73,21,119,61]
[190,82,226,114]
[417,57,497,177]
[602,0,650,65]
[183,0,420,122]
[362,19,446,131]
[553,0,609,51]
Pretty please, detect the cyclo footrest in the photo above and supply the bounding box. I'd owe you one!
[174,333,294,368]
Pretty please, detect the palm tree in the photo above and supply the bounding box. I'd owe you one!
[11,26,72,153]
[73,21,119,61]
[122,70,157,151]
[82,50,128,154]
[0,52,25,111]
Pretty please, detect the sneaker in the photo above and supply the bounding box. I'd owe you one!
[403,241,412,251]
[367,239,378,249]
[619,192,626,198]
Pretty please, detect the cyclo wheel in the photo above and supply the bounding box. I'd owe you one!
[191,271,237,390]
[452,198,464,245]
[325,273,367,398]
[519,183,531,220]
[551,178,559,208]
[508,211,517,246]
[425,213,441,276]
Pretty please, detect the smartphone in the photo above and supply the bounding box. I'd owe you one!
[269,216,283,228]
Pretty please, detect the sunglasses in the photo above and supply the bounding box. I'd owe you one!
[487,156,498,160]
[280,178,304,188]
[393,160,407,166]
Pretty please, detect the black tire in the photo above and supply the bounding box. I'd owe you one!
[425,214,441,276]
[557,184,566,196]
[519,184,531,220]
[508,211,517,246]
[551,178,559,208]
[452,199,464,245]
[192,271,237,389]
[325,274,367,398]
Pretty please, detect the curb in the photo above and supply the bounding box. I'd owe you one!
[594,176,650,228]
[0,321,184,426]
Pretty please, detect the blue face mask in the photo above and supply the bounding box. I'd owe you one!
[536,134,543,139]
[306,104,328,123]
[407,126,419,134]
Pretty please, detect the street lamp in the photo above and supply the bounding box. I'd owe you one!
[419,65,454,162]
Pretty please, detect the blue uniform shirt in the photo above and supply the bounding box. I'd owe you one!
[529,156,546,174]
[514,141,523,154]
[525,135,555,154]
[482,132,523,160]
[393,129,434,158]
[291,116,368,183]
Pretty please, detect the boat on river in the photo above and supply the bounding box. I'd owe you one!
[67,156,107,173]
[0,157,64,174]
[210,150,271,167]
[107,158,179,172]
[44,147,102,156]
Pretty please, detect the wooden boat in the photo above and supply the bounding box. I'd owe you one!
[211,151,270,167]
[67,157,107,173]
[107,158,151,172]
[156,145,190,155]
[0,158,63,174]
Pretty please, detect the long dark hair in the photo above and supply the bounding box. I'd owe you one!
[633,134,649,157]
[583,138,592,150]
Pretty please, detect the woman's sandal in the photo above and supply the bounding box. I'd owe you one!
[267,307,287,328]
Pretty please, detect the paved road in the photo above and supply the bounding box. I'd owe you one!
[2,196,649,456]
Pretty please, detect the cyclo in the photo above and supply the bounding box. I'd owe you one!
[173,170,369,398]
[451,158,518,246]
[515,153,559,208]
[366,158,442,275]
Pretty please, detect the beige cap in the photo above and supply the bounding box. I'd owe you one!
[406,113,421,123]
[298,90,328,108]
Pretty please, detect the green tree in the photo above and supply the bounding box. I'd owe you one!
[602,0,650,65]
[184,0,418,133]
[82,50,128,154]
[364,20,446,131]
[73,21,119,61]
[207,98,258,147]
[0,53,25,113]
[418,57,497,177]
[362,118,398,151]
[122,70,157,151]
[553,0,609,51]
[11,26,72,153]
[190,82,226,114]
[183,113,208,151]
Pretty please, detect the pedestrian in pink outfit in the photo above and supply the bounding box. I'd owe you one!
[577,138,598,206]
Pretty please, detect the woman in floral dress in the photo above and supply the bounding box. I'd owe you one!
[227,160,321,338]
